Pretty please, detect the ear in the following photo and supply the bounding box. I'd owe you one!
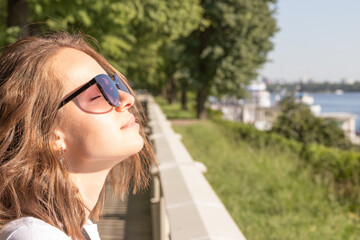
[51,128,67,152]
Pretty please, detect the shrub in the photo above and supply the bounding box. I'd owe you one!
[212,117,360,205]
[272,96,353,150]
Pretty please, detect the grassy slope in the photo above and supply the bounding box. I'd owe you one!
[172,120,360,240]
[154,97,197,119]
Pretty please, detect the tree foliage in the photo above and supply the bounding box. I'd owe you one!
[1,0,278,114]
[1,0,202,91]
[183,0,278,118]
[272,96,352,150]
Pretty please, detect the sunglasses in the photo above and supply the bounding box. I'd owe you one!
[58,74,131,113]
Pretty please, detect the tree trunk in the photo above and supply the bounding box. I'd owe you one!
[166,78,177,104]
[170,78,177,103]
[181,82,188,111]
[7,0,29,37]
[197,87,207,119]
[196,22,210,119]
[161,85,167,99]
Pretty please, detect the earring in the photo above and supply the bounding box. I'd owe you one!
[60,147,65,163]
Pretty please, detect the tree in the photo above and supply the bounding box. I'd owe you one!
[159,40,196,107]
[0,0,202,94]
[153,0,203,102]
[7,0,29,37]
[272,96,352,150]
[0,0,25,45]
[183,0,278,118]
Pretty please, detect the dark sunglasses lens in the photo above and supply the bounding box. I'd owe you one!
[114,74,130,94]
[95,75,120,106]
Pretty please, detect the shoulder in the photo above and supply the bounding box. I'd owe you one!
[0,217,70,240]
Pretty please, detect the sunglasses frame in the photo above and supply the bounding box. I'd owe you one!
[57,74,129,110]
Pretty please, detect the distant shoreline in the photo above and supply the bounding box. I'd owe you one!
[267,83,360,93]
[268,90,360,93]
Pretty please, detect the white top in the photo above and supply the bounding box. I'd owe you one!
[0,217,101,240]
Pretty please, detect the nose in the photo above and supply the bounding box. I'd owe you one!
[115,90,135,112]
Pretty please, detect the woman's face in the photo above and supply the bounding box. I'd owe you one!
[52,48,144,173]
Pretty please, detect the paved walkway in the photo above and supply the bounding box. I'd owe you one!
[98,184,153,240]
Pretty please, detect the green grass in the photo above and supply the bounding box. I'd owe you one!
[172,120,360,240]
[154,96,196,119]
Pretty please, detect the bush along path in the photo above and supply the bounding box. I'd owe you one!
[213,117,360,209]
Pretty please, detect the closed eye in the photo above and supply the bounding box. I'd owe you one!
[90,95,102,101]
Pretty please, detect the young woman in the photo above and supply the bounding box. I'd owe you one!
[0,32,154,239]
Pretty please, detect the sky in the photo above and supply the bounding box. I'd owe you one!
[259,0,360,83]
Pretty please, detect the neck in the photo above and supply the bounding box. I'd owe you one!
[69,169,110,219]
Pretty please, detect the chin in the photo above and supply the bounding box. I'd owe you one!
[123,133,144,155]
[133,134,145,153]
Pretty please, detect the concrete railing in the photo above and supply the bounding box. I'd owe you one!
[146,95,246,240]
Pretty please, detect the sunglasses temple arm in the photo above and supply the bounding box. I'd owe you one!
[58,78,97,109]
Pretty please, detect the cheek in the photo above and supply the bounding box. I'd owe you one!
[64,119,98,158]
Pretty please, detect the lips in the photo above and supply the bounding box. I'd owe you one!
[121,115,138,129]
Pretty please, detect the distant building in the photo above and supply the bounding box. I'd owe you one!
[240,104,280,131]
[300,76,309,84]
[341,78,355,85]
[320,112,360,144]
[247,80,271,107]
[262,76,271,85]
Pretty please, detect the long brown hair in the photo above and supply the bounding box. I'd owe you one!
[0,32,154,239]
